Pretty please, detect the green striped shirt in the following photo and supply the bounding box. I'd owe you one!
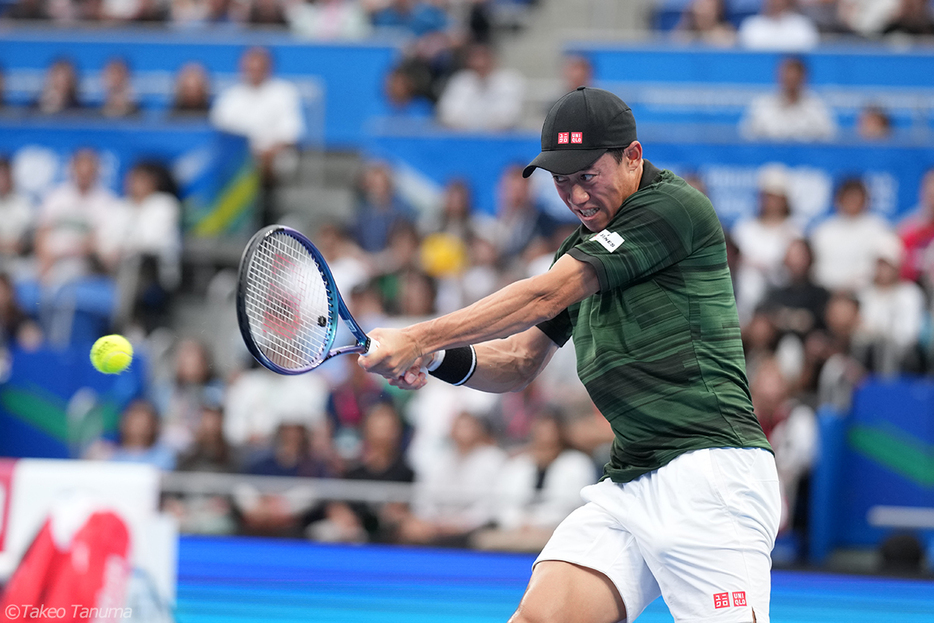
[538,161,771,483]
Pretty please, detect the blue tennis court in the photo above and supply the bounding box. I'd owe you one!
[176,536,934,623]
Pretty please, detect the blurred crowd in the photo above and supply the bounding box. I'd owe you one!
[671,0,934,48]
[1,0,933,558]
[0,0,535,40]
[5,131,932,555]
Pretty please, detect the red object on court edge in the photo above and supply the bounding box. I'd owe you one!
[1,509,131,622]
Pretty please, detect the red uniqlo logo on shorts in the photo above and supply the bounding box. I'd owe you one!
[571,132,583,143]
[557,132,569,144]
[713,592,730,609]
[732,592,747,607]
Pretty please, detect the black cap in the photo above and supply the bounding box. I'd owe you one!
[523,87,637,178]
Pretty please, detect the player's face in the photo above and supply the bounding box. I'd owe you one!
[552,151,638,232]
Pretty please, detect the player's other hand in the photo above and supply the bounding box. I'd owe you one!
[388,364,429,390]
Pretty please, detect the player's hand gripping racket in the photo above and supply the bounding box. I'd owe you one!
[237,225,376,374]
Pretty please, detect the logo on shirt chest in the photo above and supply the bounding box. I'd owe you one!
[592,229,624,252]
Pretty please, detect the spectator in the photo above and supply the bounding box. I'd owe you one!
[396,410,506,546]
[4,0,49,20]
[224,364,330,448]
[478,163,554,265]
[202,0,247,26]
[856,104,893,140]
[837,0,901,36]
[44,0,101,22]
[811,177,893,291]
[169,62,212,116]
[313,222,370,295]
[309,401,415,543]
[371,223,426,314]
[437,43,525,131]
[540,54,594,117]
[33,58,82,115]
[163,404,238,535]
[209,46,305,186]
[102,0,167,21]
[237,422,332,537]
[378,66,434,120]
[394,268,437,317]
[243,421,332,478]
[472,409,596,553]
[815,291,866,410]
[429,178,478,242]
[898,167,934,283]
[434,231,500,315]
[89,399,177,471]
[152,337,224,453]
[749,357,816,536]
[741,56,837,142]
[325,354,393,466]
[169,0,206,26]
[560,54,593,92]
[99,58,140,118]
[882,0,934,36]
[98,161,182,331]
[673,0,737,46]
[855,233,925,375]
[0,273,43,352]
[738,0,820,51]
[249,0,287,25]
[176,403,237,472]
[742,308,782,381]
[286,0,372,39]
[761,238,831,342]
[732,164,803,321]
[465,0,493,43]
[101,0,139,21]
[798,0,850,33]
[0,157,35,264]
[133,0,170,22]
[370,0,449,36]
[99,161,181,280]
[35,148,118,284]
[351,161,416,253]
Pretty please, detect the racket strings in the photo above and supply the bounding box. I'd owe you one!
[243,232,333,370]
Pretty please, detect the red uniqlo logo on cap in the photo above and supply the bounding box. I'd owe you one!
[713,593,730,609]
[557,132,569,144]
[732,592,747,607]
[571,132,583,144]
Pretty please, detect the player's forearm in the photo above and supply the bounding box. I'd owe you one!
[402,277,563,356]
[462,338,552,393]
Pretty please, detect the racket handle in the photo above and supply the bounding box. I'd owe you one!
[363,338,427,383]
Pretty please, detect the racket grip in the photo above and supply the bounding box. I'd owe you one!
[363,338,380,356]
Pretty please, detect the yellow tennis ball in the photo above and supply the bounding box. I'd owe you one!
[90,335,133,374]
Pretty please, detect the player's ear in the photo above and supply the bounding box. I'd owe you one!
[624,141,642,167]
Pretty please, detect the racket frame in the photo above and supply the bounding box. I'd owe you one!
[236,225,371,375]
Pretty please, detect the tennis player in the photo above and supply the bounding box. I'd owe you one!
[360,87,780,623]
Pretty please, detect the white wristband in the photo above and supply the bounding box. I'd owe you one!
[426,350,445,372]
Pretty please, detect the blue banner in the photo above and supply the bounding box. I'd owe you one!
[810,379,934,562]
[0,346,145,459]
[0,119,256,236]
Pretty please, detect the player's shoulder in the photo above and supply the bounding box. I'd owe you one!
[630,165,715,218]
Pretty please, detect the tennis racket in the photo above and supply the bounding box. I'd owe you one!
[236,225,374,375]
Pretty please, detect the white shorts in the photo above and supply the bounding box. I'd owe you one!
[535,447,781,623]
